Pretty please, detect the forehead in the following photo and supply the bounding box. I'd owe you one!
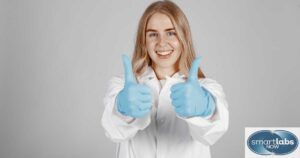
[146,13,174,30]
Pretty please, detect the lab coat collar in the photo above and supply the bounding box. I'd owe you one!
[137,66,185,82]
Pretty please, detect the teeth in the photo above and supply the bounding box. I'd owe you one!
[156,50,173,56]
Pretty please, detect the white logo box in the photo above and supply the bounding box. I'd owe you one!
[245,127,300,158]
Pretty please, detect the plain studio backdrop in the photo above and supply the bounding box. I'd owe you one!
[1,0,300,157]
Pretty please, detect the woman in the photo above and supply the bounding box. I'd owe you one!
[102,1,229,158]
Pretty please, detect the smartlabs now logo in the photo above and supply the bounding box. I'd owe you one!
[245,128,300,158]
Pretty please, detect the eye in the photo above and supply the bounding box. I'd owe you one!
[167,31,176,36]
[148,32,158,37]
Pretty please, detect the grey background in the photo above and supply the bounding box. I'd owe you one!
[1,0,300,158]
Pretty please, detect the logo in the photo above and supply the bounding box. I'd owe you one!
[247,130,299,155]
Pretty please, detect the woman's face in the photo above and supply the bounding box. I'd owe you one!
[145,13,182,71]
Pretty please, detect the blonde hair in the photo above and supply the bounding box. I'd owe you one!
[132,0,205,78]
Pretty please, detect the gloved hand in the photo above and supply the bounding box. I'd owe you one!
[170,57,215,118]
[116,55,153,118]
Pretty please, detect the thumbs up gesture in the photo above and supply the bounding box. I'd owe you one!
[170,57,215,118]
[116,55,153,118]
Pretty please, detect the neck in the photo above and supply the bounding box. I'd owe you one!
[152,64,177,80]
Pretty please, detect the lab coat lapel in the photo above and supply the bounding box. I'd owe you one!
[137,66,186,96]
[137,67,160,97]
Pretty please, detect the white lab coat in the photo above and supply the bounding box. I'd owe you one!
[102,66,229,158]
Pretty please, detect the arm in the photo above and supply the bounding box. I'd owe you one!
[181,78,229,146]
[101,77,151,143]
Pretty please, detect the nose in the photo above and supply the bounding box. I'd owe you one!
[157,35,167,47]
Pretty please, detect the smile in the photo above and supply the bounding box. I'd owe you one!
[155,50,174,57]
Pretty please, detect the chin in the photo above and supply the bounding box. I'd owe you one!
[153,60,176,69]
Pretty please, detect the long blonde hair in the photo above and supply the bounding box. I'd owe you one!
[132,0,205,78]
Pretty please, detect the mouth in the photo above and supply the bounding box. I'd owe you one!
[155,50,174,59]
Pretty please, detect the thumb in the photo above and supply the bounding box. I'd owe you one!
[122,54,137,83]
[188,56,202,83]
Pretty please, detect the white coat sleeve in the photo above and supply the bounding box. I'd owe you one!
[101,76,151,143]
[181,78,229,146]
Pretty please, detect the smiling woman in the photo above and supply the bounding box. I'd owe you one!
[146,13,182,79]
[132,0,206,79]
[101,1,229,158]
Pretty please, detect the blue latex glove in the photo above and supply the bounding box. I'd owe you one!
[116,55,153,118]
[170,57,216,118]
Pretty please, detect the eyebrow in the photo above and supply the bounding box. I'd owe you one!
[146,28,175,32]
